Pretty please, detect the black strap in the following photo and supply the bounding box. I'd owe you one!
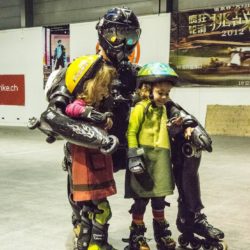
[136,102,152,143]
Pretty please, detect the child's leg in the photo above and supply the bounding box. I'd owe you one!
[124,198,150,250]
[151,197,176,250]
[130,198,149,225]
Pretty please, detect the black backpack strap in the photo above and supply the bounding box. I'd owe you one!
[136,101,152,143]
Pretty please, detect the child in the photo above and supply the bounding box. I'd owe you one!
[65,55,117,250]
[124,62,178,250]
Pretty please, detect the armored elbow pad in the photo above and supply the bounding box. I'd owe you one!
[45,67,72,109]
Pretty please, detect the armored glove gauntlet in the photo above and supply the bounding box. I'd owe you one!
[81,106,113,124]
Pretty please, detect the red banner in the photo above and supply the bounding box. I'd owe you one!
[0,75,25,105]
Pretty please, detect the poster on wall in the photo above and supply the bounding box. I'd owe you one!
[43,25,70,88]
[170,3,250,86]
[0,75,25,106]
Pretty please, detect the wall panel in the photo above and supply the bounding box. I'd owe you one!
[0,27,46,126]
[33,0,157,26]
[177,0,249,11]
[0,0,20,30]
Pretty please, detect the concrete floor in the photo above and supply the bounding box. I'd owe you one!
[0,126,249,250]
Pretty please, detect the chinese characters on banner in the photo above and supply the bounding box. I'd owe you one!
[0,75,25,106]
[170,4,250,86]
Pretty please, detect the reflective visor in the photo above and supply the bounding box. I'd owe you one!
[102,26,141,46]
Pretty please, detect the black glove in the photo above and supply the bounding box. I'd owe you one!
[127,148,145,174]
[80,106,113,124]
[190,126,212,152]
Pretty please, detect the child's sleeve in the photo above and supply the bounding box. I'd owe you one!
[65,99,86,118]
[127,104,145,148]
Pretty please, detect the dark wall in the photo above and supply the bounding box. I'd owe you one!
[33,0,160,26]
[0,0,21,30]
[0,0,166,30]
[0,0,249,30]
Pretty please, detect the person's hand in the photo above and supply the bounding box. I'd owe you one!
[104,117,113,130]
[167,116,183,127]
[184,127,194,140]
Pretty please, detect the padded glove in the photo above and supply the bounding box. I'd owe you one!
[80,106,113,124]
[127,148,145,174]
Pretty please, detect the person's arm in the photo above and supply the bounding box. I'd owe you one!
[166,100,212,152]
[28,71,118,154]
[127,104,146,174]
[65,99,86,118]
[65,99,113,125]
[53,47,57,60]
[62,45,67,65]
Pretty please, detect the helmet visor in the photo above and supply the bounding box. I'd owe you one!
[102,26,141,46]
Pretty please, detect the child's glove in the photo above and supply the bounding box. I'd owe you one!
[127,148,145,174]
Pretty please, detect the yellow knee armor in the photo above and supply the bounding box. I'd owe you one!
[93,200,112,225]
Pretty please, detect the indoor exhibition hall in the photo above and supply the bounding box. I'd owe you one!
[0,1,249,250]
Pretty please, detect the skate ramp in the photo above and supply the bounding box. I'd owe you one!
[205,105,250,137]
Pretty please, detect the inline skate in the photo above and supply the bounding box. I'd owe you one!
[177,212,227,250]
[153,219,176,250]
[123,222,150,250]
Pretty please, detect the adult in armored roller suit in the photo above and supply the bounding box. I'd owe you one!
[28,6,226,250]
[65,7,141,250]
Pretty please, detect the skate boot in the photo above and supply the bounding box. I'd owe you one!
[73,216,92,250]
[88,221,117,250]
[153,219,176,250]
[177,212,227,250]
[122,222,150,250]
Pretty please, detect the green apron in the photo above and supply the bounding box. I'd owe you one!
[125,99,175,198]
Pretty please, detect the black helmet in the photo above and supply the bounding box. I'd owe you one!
[96,7,141,65]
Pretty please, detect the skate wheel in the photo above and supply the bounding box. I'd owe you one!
[190,237,201,250]
[27,117,40,129]
[141,246,150,250]
[217,241,228,250]
[202,242,213,250]
[46,135,56,143]
[178,234,189,248]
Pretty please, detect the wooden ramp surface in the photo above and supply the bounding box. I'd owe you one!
[205,105,250,137]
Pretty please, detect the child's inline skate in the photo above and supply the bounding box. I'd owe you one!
[153,219,176,250]
[123,222,151,250]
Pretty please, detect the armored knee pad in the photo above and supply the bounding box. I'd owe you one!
[92,200,112,225]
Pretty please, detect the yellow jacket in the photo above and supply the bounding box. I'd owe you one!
[127,99,170,149]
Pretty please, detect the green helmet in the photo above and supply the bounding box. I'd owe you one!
[137,62,178,87]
